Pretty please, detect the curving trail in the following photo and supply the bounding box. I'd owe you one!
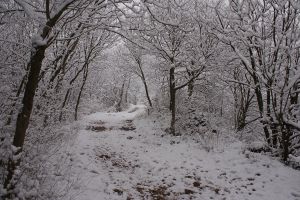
[66,104,300,200]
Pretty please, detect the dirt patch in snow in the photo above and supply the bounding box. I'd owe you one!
[135,183,174,200]
[120,126,136,131]
[86,125,107,132]
[86,120,107,132]
[120,120,136,131]
[96,150,140,170]
[86,119,136,132]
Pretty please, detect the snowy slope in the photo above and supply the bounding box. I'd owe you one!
[64,105,300,200]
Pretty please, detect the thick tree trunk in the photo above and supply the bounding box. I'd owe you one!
[169,67,176,135]
[188,79,194,98]
[281,126,291,162]
[254,78,271,144]
[168,61,202,136]
[248,49,271,144]
[3,1,75,193]
[187,70,195,98]
[4,45,47,191]
[278,112,291,162]
[266,85,278,147]
[170,90,176,136]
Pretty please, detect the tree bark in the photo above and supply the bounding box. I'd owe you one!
[248,49,271,144]
[4,1,75,193]
[116,81,125,112]
[4,45,47,191]
[59,88,71,122]
[142,78,152,107]
[187,70,195,98]
[75,65,88,120]
[124,78,130,104]
[135,57,152,107]
[169,66,176,135]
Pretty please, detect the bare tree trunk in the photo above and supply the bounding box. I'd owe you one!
[169,66,176,135]
[278,113,291,162]
[4,1,75,194]
[58,60,89,121]
[143,79,152,107]
[248,49,271,144]
[4,44,47,191]
[75,65,88,120]
[59,88,71,122]
[187,70,195,98]
[266,83,278,147]
[188,80,194,98]
[124,78,130,104]
[136,58,152,107]
[168,61,202,136]
[116,81,125,112]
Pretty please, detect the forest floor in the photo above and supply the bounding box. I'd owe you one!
[64,104,300,200]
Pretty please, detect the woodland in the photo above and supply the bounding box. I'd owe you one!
[0,0,300,199]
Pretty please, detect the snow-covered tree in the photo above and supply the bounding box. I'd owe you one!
[213,0,300,161]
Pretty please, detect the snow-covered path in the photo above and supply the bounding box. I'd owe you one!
[67,105,300,200]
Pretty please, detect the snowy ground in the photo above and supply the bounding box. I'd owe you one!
[64,104,300,200]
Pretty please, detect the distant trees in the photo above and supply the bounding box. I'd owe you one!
[123,42,153,107]
[229,65,255,131]
[131,0,214,135]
